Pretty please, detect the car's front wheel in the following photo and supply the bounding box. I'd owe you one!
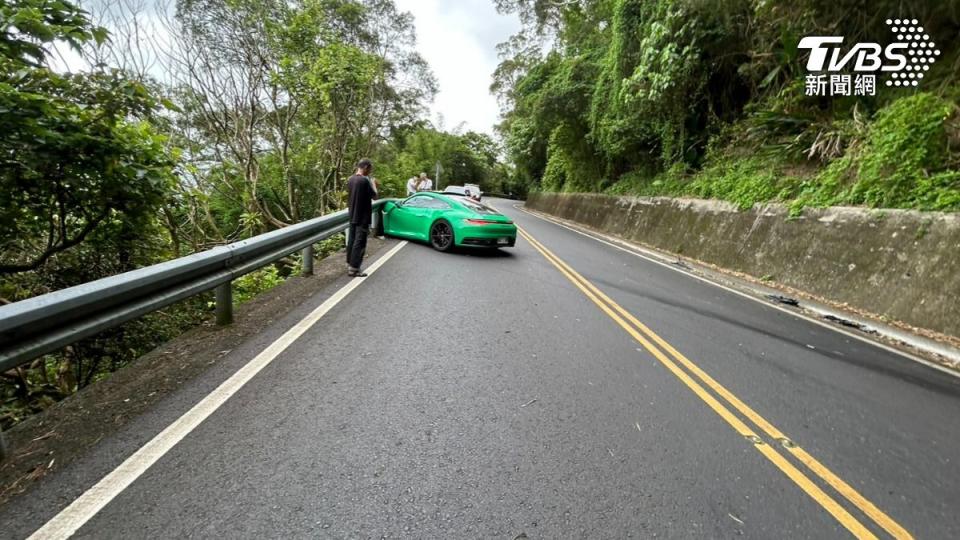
[430,219,454,252]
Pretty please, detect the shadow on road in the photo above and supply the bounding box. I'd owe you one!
[449,247,515,258]
[382,237,515,259]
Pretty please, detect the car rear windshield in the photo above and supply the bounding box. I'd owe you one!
[458,199,498,215]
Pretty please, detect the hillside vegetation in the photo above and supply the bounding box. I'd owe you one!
[492,0,960,212]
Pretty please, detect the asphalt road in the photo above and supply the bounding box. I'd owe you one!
[4,198,960,539]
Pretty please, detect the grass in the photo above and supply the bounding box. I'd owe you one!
[601,92,960,214]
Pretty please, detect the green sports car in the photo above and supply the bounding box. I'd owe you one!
[382,192,517,251]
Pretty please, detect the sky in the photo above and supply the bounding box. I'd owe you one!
[392,0,521,135]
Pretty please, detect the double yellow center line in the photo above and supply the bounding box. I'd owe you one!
[517,227,911,539]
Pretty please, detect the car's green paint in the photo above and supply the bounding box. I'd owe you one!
[382,192,517,250]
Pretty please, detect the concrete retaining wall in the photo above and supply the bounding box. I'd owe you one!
[526,192,960,338]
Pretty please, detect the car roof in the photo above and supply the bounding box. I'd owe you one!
[407,191,478,208]
[409,191,456,202]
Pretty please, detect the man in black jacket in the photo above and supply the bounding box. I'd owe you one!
[346,158,378,277]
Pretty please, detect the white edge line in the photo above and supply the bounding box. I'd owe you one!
[513,203,960,380]
[29,240,409,540]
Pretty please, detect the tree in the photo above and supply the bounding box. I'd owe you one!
[493,0,960,198]
[0,0,176,275]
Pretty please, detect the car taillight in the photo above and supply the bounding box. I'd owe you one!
[465,218,507,225]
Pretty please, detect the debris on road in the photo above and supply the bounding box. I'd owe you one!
[31,431,56,443]
[822,314,878,335]
[766,294,800,307]
[728,513,744,525]
[520,399,537,408]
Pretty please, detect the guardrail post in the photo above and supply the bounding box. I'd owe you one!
[215,281,233,325]
[301,245,314,276]
[372,207,383,237]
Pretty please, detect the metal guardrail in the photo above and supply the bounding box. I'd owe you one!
[0,201,391,374]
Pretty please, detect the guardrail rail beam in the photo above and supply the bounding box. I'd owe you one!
[0,199,393,372]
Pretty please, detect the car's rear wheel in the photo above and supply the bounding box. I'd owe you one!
[430,219,454,252]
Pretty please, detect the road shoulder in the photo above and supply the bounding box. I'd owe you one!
[0,237,395,508]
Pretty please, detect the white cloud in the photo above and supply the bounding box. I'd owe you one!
[393,0,520,135]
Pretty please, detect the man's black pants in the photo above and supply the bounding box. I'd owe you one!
[346,223,369,270]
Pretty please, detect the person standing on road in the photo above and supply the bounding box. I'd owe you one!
[347,158,378,277]
[416,173,427,191]
[419,172,433,191]
[406,174,418,196]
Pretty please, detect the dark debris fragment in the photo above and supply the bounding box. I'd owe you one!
[822,315,878,335]
[766,294,800,307]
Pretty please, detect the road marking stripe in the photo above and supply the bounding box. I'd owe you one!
[517,229,883,539]
[514,215,915,539]
[516,203,959,380]
[28,241,409,540]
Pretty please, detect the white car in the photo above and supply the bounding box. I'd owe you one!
[444,185,481,201]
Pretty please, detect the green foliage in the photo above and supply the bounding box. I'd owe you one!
[685,156,802,210]
[847,94,957,208]
[607,154,806,210]
[540,137,567,192]
[791,93,960,212]
[317,233,346,258]
[1,295,209,429]
[541,123,603,192]
[232,266,285,305]
[0,0,107,66]
[378,125,503,193]
[495,0,960,212]
[0,1,176,275]
[606,93,960,213]
[590,0,707,167]
[605,163,687,197]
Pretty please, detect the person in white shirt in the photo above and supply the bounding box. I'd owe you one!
[418,172,433,191]
[406,175,418,196]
